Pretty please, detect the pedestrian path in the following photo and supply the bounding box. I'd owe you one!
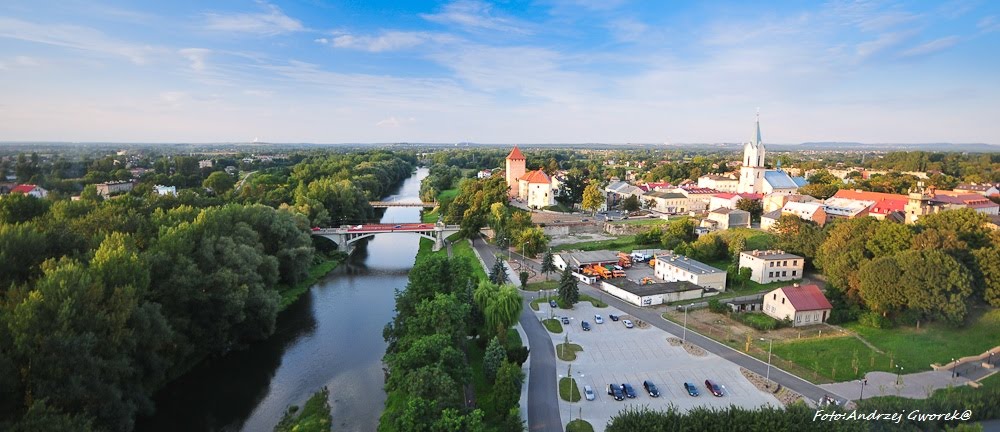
[819,370,985,400]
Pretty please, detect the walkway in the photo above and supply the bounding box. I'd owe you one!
[820,370,981,400]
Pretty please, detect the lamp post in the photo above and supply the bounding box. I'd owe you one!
[858,378,867,400]
[760,337,773,388]
[951,358,957,378]
[682,304,691,343]
[990,352,995,366]
[896,365,904,385]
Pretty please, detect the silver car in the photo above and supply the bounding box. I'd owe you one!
[584,385,595,401]
[594,314,604,324]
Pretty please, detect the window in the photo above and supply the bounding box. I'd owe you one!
[792,270,797,276]
[773,294,776,300]
[782,271,787,277]
[795,315,801,323]
[769,262,774,267]
[768,272,773,277]
[793,260,798,266]
[781,297,785,304]
[782,260,787,266]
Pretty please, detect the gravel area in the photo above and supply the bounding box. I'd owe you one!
[740,367,804,406]
[667,337,707,357]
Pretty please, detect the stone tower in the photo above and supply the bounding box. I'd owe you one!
[505,146,526,196]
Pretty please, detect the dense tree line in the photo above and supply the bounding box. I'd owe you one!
[420,164,466,202]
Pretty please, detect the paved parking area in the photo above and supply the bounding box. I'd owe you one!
[538,302,780,432]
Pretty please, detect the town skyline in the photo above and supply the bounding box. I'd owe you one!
[1,0,999,144]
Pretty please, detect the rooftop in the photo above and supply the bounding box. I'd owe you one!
[658,255,726,275]
[774,284,832,311]
[559,250,621,266]
[740,249,803,261]
[506,146,526,160]
[764,170,800,189]
[604,278,705,297]
[519,169,551,184]
[646,191,686,199]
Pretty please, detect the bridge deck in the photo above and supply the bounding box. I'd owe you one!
[368,201,437,208]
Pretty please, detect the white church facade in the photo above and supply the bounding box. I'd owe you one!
[736,115,801,196]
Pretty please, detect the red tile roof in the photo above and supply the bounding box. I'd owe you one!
[833,189,907,203]
[681,187,722,194]
[869,199,906,215]
[713,193,737,199]
[778,284,832,311]
[506,146,526,160]
[519,169,551,184]
[11,184,38,194]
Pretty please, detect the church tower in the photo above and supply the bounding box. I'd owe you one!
[505,146,526,196]
[737,113,767,194]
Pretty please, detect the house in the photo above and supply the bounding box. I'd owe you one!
[605,180,644,208]
[929,191,1000,215]
[709,192,762,211]
[553,250,621,272]
[727,296,764,313]
[600,279,714,307]
[697,174,739,193]
[739,250,804,284]
[762,193,819,213]
[10,184,48,198]
[95,180,134,197]
[644,191,689,214]
[477,169,493,179]
[517,170,556,208]
[954,183,1000,197]
[780,201,828,226]
[676,187,721,211]
[763,284,832,327]
[199,159,213,169]
[153,185,177,196]
[760,209,783,231]
[654,255,727,291]
[224,166,238,175]
[823,197,872,220]
[704,208,750,229]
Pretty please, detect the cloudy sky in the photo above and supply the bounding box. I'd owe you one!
[1,0,998,144]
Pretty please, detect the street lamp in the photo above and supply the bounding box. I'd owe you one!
[682,304,691,343]
[760,337,773,388]
[858,378,868,400]
[990,352,995,366]
[896,365,904,385]
[952,358,957,378]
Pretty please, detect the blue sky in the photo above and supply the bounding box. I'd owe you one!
[1,0,998,144]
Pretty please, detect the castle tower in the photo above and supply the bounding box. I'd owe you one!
[505,146,526,196]
[737,113,767,194]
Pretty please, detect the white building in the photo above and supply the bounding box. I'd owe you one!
[199,159,214,169]
[517,169,556,209]
[763,284,832,327]
[644,191,689,214]
[739,250,804,284]
[600,279,713,307]
[477,169,493,179]
[10,184,48,198]
[736,114,802,196]
[697,174,739,193]
[654,255,727,291]
[154,185,177,196]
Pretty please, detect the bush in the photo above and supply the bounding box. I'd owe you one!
[505,346,529,366]
[859,311,892,329]
[708,299,728,314]
[519,271,529,287]
[734,313,781,331]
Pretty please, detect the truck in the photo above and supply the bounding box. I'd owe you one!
[592,265,612,279]
[649,258,656,268]
[617,252,633,268]
[611,269,626,278]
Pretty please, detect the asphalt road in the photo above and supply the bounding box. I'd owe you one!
[471,237,562,432]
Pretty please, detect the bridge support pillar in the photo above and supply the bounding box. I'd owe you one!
[433,230,444,252]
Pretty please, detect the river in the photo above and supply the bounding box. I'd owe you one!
[137,167,429,432]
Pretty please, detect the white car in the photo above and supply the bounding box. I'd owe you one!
[594,314,604,324]
[584,385,595,401]
[623,319,634,328]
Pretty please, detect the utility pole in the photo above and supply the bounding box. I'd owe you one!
[858,378,867,400]
[760,337,773,388]
[682,304,690,343]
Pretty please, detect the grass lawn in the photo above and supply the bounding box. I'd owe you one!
[579,294,608,308]
[438,188,458,201]
[551,235,659,253]
[715,228,777,251]
[559,377,582,402]
[274,387,332,432]
[529,297,550,311]
[566,419,595,432]
[978,371,1000,389]
[276,253,344,311]
[844,308,1000,372]
[523,280,559,291]
[535,294,608,310]
[618,218,668,226]
[543,318,563,333]
[420,188,458,222]
[556,343,583,361]
[770,336,893,382]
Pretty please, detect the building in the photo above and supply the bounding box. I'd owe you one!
[504,146,526,195]
[477,169,493,179]
[517,170,556,208]
[762,193,819,213]
[929,191,1000,215]
[704,208,750,229]
[954,183,1000,197]
[600,279,714,307]
[10,184,48,198]
[709,192,762,211]
[654,255,727,291]
[697,174,739,193]
[823,197,872,220]
[199,159,213,169]
[553,250,621,272]
[95,180,134,197]
[739,250,804,284]
[644,191,689,214]
[736,114,800,195]
[676,187,721,211]
[154,185,177,196]
[605,180,645,208]
[780,201,828,226]
[763,284,832,327]
[760,209,783,231]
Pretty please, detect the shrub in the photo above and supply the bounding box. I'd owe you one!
[735,313,780,331]
[708,299,729,314]
[859,311,892,329]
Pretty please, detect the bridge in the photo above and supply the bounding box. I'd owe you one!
[368,201,437,208]
[312,221,461,253]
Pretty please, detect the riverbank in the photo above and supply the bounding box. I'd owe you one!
[277,252,347,311]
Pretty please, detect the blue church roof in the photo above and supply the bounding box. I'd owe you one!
[764,170,799,190]
[792,176,808,187]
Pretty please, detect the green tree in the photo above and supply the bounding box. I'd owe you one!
[203,171,236,193]
[0,223,47,289]
[485,285,522,343]
[858,256,907,316]
[917,208,990,249]
[558,267,579,306]
[798,183,840,200]
[483,337,506,383]
[816,218,879,299]
[772,215,826,266]
[581,180,604,215]
[622,195,640,212]
[0,193,50,224]
[515,226,548,257]
[895,249,974,325]
[735,198,763,221]
[518,271,529,288]
[493,361,524,414]
[973,247,1000,307]
[540,251,556,281]
[489,257,508,285]
[865,221,913,258]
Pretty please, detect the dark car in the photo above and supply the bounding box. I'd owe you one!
[582,321,591,331]
[608,314,620,321]
[549,299,558,308]
[643,380,660,397]
[620,383,637,398]
[607,384,624,401]
[560,316,569,325]
[393,225,402,229]
[705,379,723,397]
[684,382,700,397]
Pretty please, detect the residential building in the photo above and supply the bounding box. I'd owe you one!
[676,187,721,211]
[762,193,818,212]
[517,170,556,208]
[654,255,727,291]
[760,209,783,231]
[736,114,800,195]
[704,208,750,229]
[823,197,872,220]
[763,284,832,327]
[477,169,493,179]
[10,184,48,198]
[739,250,804,284]
[709,192,762,211]
[780,201,828,226]
[697,174,739,193]
[154,185,177,196]
[504,146,526,195]
[95,180,134,197]
[605,180,645,208]
[199,159,213,169]
[929,191,999,215]
[954,183,1000,197]
[644,191,688,214]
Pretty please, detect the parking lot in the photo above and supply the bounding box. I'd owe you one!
[538,302,781,432]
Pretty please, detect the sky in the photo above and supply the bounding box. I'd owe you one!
[1,0,999,144]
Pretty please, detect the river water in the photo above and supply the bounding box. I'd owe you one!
[137,167,428,432]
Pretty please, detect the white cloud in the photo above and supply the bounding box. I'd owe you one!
[314,37,329,44]
[375,116,415,128]
[0,17,159,64]
[325,31,451,52]
[898,35,961,58]
[606,18,648,42]
[421,0,531,34]
[978,16,1000,33]
[203,2,304,36]
[178,48,211,71]
[855,31,914,60]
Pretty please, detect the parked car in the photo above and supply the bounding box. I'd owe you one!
[582,321,591,331]
[582,218,589,222]
[553,219,561,223]
[620,383,637,398]
[561,316,570,324]
[608,314,620,321]
[621,216,630,220]
[643,380,661,397]
[684,382,700,397]
[623,319,634,328]
[607,384,625,401]
[549,299,558,308]
[705,379,724,397]
[594,314,604,324]
[584,385,595,401]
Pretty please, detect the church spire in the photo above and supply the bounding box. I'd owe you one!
[753,109,762,146]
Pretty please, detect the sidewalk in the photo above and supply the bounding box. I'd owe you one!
[819,370,979,400]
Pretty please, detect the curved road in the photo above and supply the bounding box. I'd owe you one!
[470,237,562,432]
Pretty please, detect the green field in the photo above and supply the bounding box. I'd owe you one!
[618,218,668,226]
[566,419,595,432]
[544,203,575,213]
[451,240,488,281]
[421,188,457,222]
[543,318,564,333]
[523,280,559,291]
[978,371,1000,389]
[559,377,582,402]
[552,235,658,253]
[556,343,583,361]
[770,336,893,382]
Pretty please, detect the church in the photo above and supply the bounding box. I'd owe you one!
[736,115,803,195]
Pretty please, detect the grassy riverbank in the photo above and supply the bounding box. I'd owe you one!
[273,387,333,432]
[277,252,346,311]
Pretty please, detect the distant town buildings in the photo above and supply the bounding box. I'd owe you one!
[95,180,134,197]
[9,184,48,198]
[199,159,213,169]
[153,185,177,196]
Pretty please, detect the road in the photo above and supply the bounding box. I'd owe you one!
[471,236,562,432]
